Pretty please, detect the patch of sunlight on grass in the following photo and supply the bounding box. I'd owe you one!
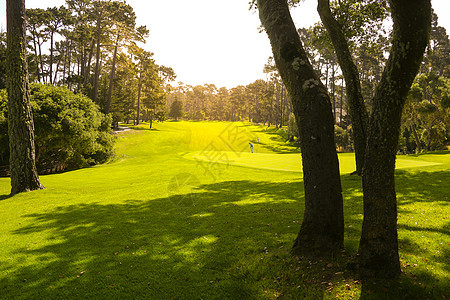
[396,159,442,169]
[190,213,214,218]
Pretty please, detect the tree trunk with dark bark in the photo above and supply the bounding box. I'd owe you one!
[358,0,431,278]
[6,0,44,195]
[258,0,343,256]
[317,0,369,176]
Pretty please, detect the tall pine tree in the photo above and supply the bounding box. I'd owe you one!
[6,0,44,195]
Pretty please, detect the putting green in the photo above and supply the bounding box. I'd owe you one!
[185,151,442,174]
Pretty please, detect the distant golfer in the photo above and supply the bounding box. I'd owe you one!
[249,142,254,153]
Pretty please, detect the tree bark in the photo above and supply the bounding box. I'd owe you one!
[411,124,422,153]
[49,30,54,84]
[93,11,102,104]
[105,34,120,114]
[136,69,142,125]
[358,0,431,278]
[258,0,343,256]
[317,0,369,175]
[83,38,95,89]
[30,27,41,82]
[6,0,44,195]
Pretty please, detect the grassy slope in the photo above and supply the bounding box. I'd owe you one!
[0,121,448,299]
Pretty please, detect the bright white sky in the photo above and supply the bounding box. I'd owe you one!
[0,0,449,88]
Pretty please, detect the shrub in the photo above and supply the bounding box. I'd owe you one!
[0,84,114,172]
[334,125,350,152]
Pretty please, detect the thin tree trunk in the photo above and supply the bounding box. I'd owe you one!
[37,38,45,83]
[358,0,431,278]
[6,0,44,195]
[83,38,95,88]
[426,125,432,151]
[105,34,120,114]
[136,69,142,125]
[62,41,68,83]
[93,11,102,104]
[67,41,72,90]
[31,29,40,82]
[331,60,336,121]
[411,124,422,153]
[340,77,344,125]
[318,0,369,175]
[80,44,86,82]
[49,31,54,84]
[53,59,60,84]
[258,0,343,256]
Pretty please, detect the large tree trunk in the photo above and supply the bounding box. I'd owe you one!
[6,0,44,195]
[317,0,369,176]
[258,0,343,256]
[358,0,431,278]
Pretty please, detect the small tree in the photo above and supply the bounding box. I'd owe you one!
[169,99,183,121]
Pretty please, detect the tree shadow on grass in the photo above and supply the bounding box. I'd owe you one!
[0,180,309,299]
[0,193,11,201]
[120,125,160,132]
[395,169,450,206]
[1,172,448,299]
[341,169,449,299]
[251,129,300,154]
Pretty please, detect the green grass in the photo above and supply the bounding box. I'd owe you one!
[0,121,448,299]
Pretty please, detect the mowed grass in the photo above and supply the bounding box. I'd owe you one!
[0,121,448,299]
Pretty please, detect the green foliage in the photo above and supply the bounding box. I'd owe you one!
[334,125,350,151]
[403,72,450,152]
[169,99,183,121]
[0,121,448,299]
[0,84,114,170]
[193,110,206,121]
[417,100,438,114]
[331,0,389,46]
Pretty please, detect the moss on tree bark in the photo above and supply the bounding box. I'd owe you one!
[258,0,344,256]
[6,0,44,195]
[358,0,431,278]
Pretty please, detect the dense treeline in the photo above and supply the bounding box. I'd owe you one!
[0,0,447,160]
[166,62,291,128]
[0,0,174,173]
[1,0,174,126]
[165,9,448,153]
